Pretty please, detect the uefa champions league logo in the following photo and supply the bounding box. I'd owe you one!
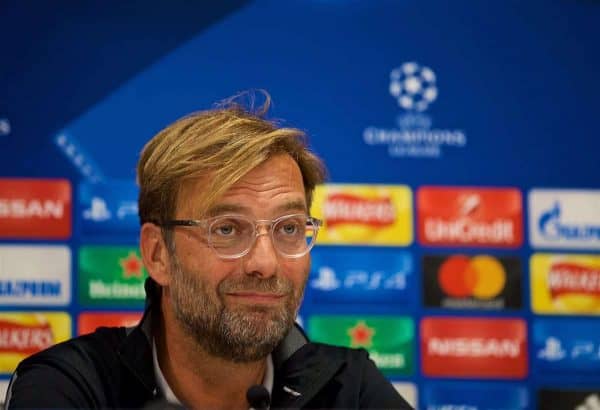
[389,62,438,112]
[362,61,467,158]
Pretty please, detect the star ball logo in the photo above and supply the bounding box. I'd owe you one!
[308,315,414,376]
[423,254,522,309]
[389,62,438,112]
[363,62,467,159]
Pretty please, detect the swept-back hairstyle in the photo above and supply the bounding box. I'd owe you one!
[137,91,326,232]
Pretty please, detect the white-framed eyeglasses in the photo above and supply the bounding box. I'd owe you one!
[157,213,322,259]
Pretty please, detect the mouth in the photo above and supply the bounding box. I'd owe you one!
[225,292,287,305]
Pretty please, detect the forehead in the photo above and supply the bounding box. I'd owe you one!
[177,154,307,217]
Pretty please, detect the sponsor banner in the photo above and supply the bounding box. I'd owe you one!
[0,178,71,239]
[0,246,71,306]
[422,381,529,410]
[78,246,147,307]
[78,312,142,335]
[531,253,600,315]
[423,254,521,310]
[391,382,417,409]
[308,248,414,305]
[79,180,139,235]
[310,184,412,246]
[417,186,523,248]
[421,317,527,378]
[308,315,413,376]
[533,318,600,375]
[529,189,600,250]
[0,312,71,374]
[538,389,600,410]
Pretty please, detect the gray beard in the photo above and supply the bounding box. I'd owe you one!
[168,254,303,363]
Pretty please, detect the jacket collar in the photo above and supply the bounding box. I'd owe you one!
[118,278,346,406]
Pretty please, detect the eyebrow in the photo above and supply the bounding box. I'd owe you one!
[205,199,307,218]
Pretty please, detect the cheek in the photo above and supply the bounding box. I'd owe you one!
[175,234,238,286]
[282,257,310,288]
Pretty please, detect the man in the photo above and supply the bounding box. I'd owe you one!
[5,93,413,409]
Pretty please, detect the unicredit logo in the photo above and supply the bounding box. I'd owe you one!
[548,262,600,297]
[0,320,54,355]
[324,193,395,227]
[427,337,520,358]
[425,218,514,244]
[418,187,523,247]
[0,179,71,239]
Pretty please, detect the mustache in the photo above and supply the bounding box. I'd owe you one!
[218,276,293,295]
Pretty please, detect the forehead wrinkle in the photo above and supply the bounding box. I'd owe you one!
[206,198,307,218]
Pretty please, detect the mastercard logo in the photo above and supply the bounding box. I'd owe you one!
[438,255,506,299]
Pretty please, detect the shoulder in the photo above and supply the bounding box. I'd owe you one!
[6,326,129,408]
[286,342,413,409]
[294,341,371,364]
[19,326,127,371]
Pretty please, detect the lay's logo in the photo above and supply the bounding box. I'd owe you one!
[311,184,412,245]
[0,320,53,355]
[0,312,71,374]
[531,254,600,315]
[547,262,600,297]
[324,193,395,227]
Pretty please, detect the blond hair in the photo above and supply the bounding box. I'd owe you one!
[137,91,326,228]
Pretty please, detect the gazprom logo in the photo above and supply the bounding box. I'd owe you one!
[539,202,600,241]
[529,190,600,250]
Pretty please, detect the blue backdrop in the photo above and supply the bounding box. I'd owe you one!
[1,1,599,408]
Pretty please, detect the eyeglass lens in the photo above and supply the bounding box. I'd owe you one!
[208,215,317,257]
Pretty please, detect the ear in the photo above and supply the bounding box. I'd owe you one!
[140,223,171,286]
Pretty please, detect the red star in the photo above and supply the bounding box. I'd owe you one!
[120,252,143,278]
[347,320,375,348]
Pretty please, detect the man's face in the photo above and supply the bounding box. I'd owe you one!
[167,154,310,362]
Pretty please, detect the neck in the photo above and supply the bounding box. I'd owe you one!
[155,295,268,410]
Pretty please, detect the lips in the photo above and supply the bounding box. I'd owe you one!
[225,292,287,304]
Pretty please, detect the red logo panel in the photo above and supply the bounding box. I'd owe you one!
[417,186,523,247]
[0,179,71,239]
[78,312,142,335]
[421,317,527,378]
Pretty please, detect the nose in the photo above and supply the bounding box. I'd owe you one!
[242,226,279,278]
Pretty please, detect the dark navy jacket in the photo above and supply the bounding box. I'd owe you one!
[5,280,413,409]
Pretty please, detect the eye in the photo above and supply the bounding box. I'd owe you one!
[277,218,304,236]
[281,223,298,235]
[211,219,243,237]
[214,224,235,236]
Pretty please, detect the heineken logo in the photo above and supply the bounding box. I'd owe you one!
[119,252,144,278]
[78,246,147,307]
[308,315,414,376]
[348,320,375,348]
